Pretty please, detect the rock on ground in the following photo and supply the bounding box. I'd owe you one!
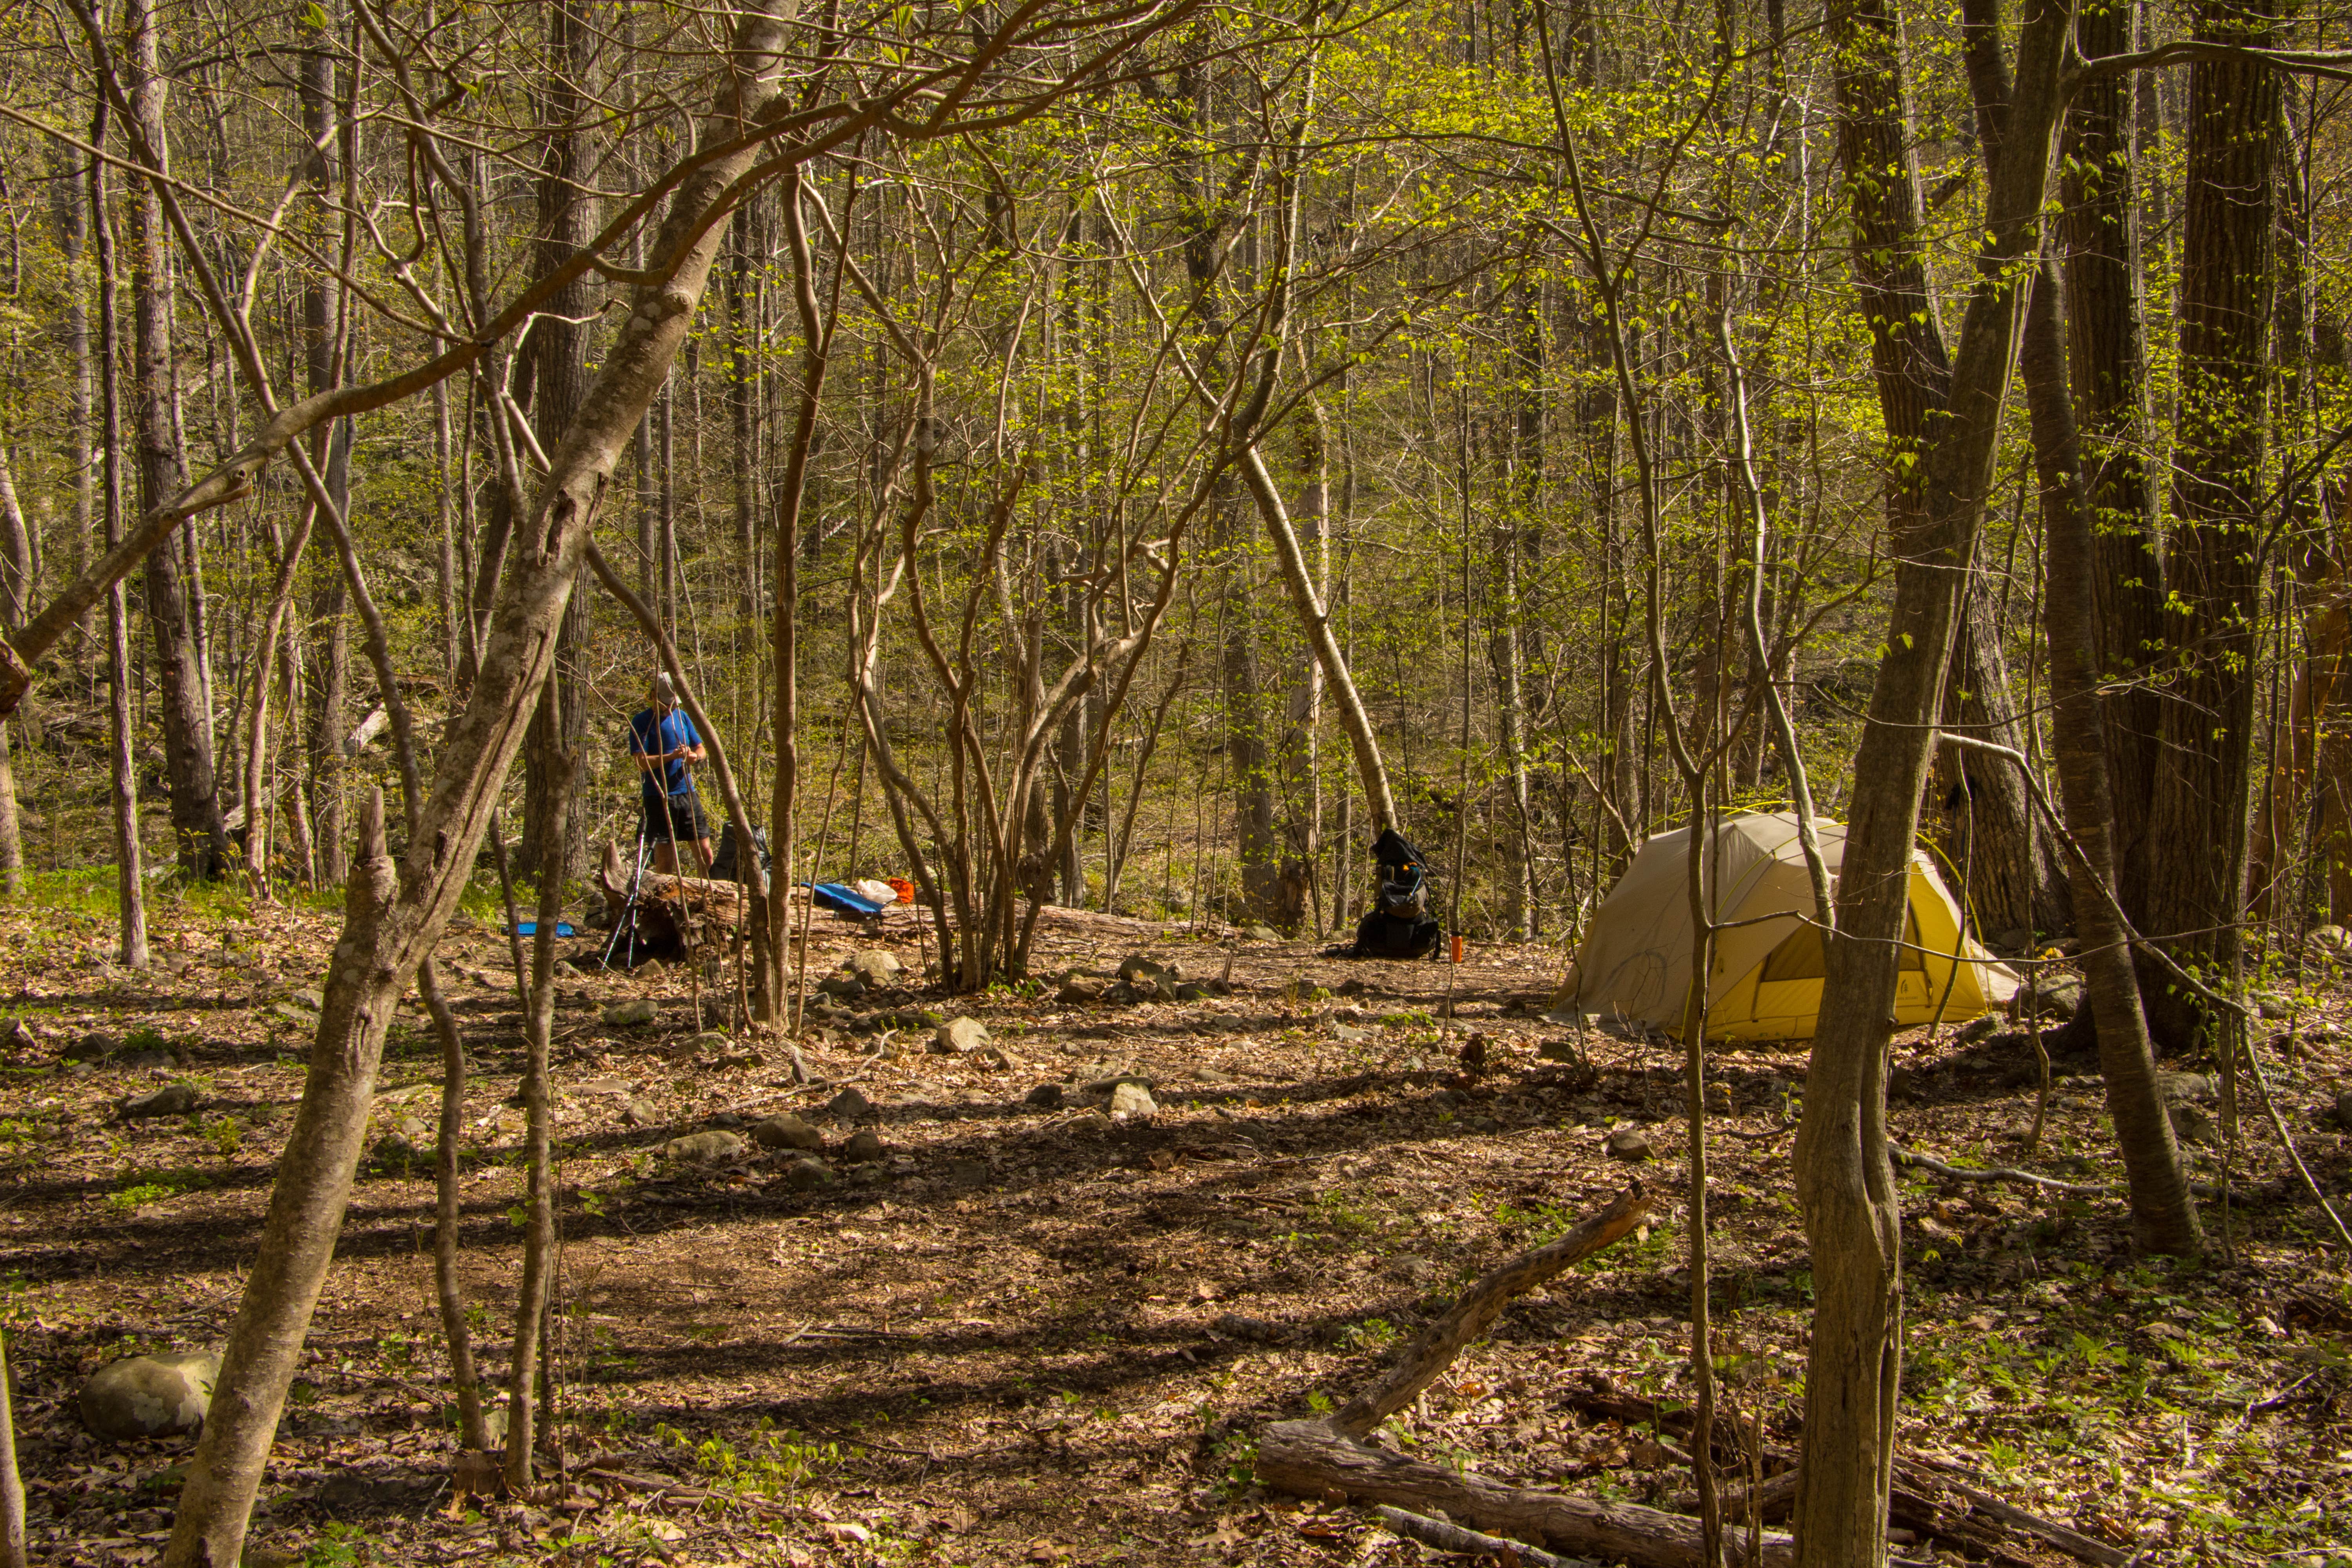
[80,1350,220,1441]
[842,1129,885,1163]
[602,998,659,1027]
[1605,1127,1655,1161]
[932,1016,990,1054]
[1109,1082,1158,1117]
[844,949,905,987]
[119,1082,200,1119]
[751,1113,824,1151]
[662,1130,746,1165]
[826,1086,875,1120]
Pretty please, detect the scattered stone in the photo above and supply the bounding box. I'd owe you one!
[2168,1102,2215,1146]
[844,949,905,988]
[750,1113,825,1151]
[2155,1072,2215,1105]
[80,1350,220,1441]
[1887,1065,1917,1102]
[1240,924,1281,943]
[1069,1109,1115,1132]
[1173,983,1211,1003]
[686,1031,732,1055]
[2312,924,2352,957]
[826,1086,875,1121]
[2011,977,2082,1023]
[974,1046,1013,1070]
[1605,1127,1655,1162]
[783,1158,832,1191]
[1537,1039,1583,1063]
[842,1129,886,1163]
[1212,1312,1279,1341]
[1990,927,2034,955]
[120,1049,174,1071]
[932,1016,990,1054]
[1025,1083,1066,1111]
[1332,1024,1374,1043]
[2256,992,2295,1021]
[661,1129,746,1165]
[817,973,866,1001]
[1118,954,1181,985]
[292,987,326,1011]
[1109,1082,1158,1117]
[601,998,659,1028]
[315,1472,424,1511]
[1956,1014,2000,1045]
[622,1098,661,1128]
[120,1082,200,1120]
[1056,976,1105,1005]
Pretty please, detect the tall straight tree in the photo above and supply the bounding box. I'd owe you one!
[299,13,352,884]
[2138,0,2294,1048]
[125,0,230,878]
[89,85,145,965]
[516,0,599,884]
[1796,0,2073,1559]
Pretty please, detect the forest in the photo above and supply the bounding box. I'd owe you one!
[0,0,2348,1562]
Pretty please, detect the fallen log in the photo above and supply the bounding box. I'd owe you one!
[1374,1503,1608,1567]
[597,843,744,956]
[1331,1184,1655,1438]
[1258,1421,1791,1568]
[1254,1184,1795,1568]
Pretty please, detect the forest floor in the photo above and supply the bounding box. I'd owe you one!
[4,875,2351,1568]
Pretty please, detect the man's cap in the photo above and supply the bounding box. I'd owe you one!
[650,672,676,707]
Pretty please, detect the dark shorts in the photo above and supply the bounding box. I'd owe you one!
[642,789,710,845]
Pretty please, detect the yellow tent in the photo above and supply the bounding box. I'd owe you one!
[1562,811,2018,1042]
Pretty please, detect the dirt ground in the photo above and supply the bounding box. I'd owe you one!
[4,885,2351,1568]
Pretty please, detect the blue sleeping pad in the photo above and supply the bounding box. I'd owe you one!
[811,882,887,916]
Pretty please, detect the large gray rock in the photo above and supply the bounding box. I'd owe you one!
[783,1158,833,1192]
[825,1086,875,1121]
[2011,977,2082,1023]
[1109,1082,1158,1117]
[931,1016,990,1055]
[2155,1072,2214,1105]
[601,998,658,1028]
[120,1082,200,1120]
[1605,1127,1656,1162]
[80,1350,219,1440]
[844,949,905,987]
[1118,954,1181,985]
[2169,1102,2216,1146]
[2312,924,2352,958]
[842,1129,886,1163]
[816,973,866,1000]
[750,1113,825,1151]
[662,1130,746,1165]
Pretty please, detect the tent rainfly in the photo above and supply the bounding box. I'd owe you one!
[1562,811,2019,1042]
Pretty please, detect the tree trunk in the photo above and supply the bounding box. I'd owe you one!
[2062,0,2166,915]
[0,448,28,893]
[1975,0,2204,1257]
[1798,1,2071,1561]
[517,0,597,887]
[298,34,350,886]
[127,0,230,879]
[2020,272,2203,1254]
[2138,0,2290,1051]
[0,1327,23,1568]
[506,729,573,1488]
[91,99,148,968]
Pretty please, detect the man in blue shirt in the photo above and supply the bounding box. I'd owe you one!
[628,673,714,874]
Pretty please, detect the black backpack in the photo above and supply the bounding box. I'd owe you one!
[1354,829,1442,959]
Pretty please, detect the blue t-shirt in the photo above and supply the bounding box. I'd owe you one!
[629,707,700,798]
